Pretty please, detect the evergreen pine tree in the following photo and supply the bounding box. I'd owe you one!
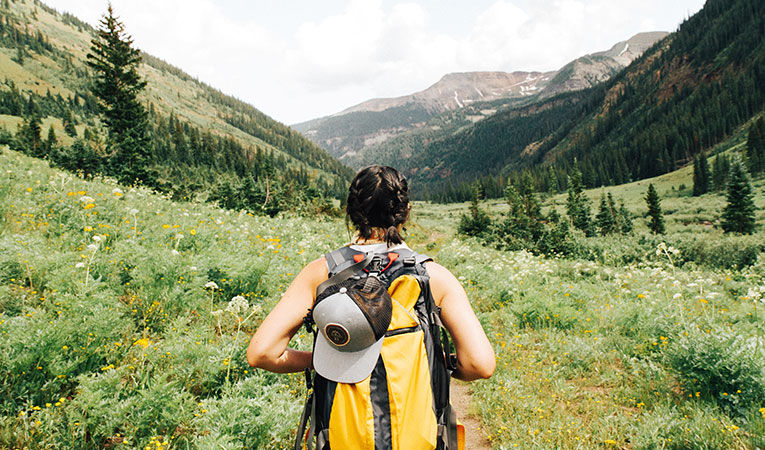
[746,117,764,175]
[596,193,616,236]
[500,177,544,244]
[63,110,77,137]
[644,183,665,234]
[711,153,730,191]
[565,165,593,236]
[722,156,757,234]
[87,4,152,185]
[16,114,42,156]
[618,200,633,234]
[458,183,491,237]
[693,153,711,196]
[44,125,56,156]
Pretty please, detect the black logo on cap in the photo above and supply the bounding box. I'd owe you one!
[325,323,350,346]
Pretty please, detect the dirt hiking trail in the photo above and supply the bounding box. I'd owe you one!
[451,381,492,450]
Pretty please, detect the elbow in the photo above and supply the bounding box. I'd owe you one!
[455,357,495,381]
[476,356,496,379]
[458,351,496,381]
[246,342,268,369]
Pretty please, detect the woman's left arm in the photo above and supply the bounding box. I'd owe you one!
[246,258,327,373]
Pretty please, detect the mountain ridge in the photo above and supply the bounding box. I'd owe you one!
[292,31,668,162]
[396,0,765,201]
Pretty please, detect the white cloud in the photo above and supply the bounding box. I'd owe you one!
[42,0,705,124]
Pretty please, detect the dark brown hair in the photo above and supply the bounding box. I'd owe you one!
[346,165,410,246]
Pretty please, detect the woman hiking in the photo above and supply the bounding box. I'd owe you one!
[247,165,495,449]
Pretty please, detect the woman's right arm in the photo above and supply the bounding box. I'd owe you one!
[246,258,327,373]
[425,261,495,381]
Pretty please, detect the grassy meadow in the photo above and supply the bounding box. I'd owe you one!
[1,145,764,449]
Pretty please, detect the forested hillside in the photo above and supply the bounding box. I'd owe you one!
[0,0,352,214]
[397,0,765,201]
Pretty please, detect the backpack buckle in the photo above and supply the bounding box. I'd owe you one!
[367,255,383,274]
[403,256,416,267]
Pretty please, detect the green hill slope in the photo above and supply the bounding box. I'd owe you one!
[0,0,352,208]
[0,145,350,448]
[394,0,765,201]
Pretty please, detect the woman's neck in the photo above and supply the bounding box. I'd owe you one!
[351,229,388,245]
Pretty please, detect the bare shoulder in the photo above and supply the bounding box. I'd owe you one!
[299,257,329,287]
[424,261,464,306]
[424,260,459,283]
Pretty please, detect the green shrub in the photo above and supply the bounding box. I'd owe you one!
[629,402,746,449]
[675,235,762,269]
[664,329,765,418]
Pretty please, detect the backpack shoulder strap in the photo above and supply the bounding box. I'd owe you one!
[324,246,360,276]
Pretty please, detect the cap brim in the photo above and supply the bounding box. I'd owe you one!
[313,333,384,384]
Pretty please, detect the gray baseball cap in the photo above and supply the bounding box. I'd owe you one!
[312,277,392,383]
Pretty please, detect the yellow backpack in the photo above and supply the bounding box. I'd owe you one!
[295,247,463,450]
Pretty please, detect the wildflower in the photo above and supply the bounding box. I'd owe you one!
[113,188,124,196]
[604,440,617,445]
[92,235,103,242]
[190,266,198,271]
[79,196,95,204]
[129,208,139,215]
[87,244,98,252]
[175,233,184,240]
[75,262,86,269]
[171,249,180,256]
[204,281,219,290]
[211,310,224,318]
[759,407,765,419]
[133,338,151,348]
[226,295,249,315]
[672,293,682,299]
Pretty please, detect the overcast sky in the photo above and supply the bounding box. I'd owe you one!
[43,0,706,125]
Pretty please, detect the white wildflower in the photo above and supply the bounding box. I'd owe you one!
[87,243,98,252]
[92,235,103,242]
[171,249,180,256]
[112,188,124,196]
[190,266,198,271]
[672,293,682,299]
[211,309,224,318]
[129,208,139,215]
[175,233,184,240]
[204,281,219,290]
[226,295,249,315]
[79,196,95,204]
[75,262,86,268]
